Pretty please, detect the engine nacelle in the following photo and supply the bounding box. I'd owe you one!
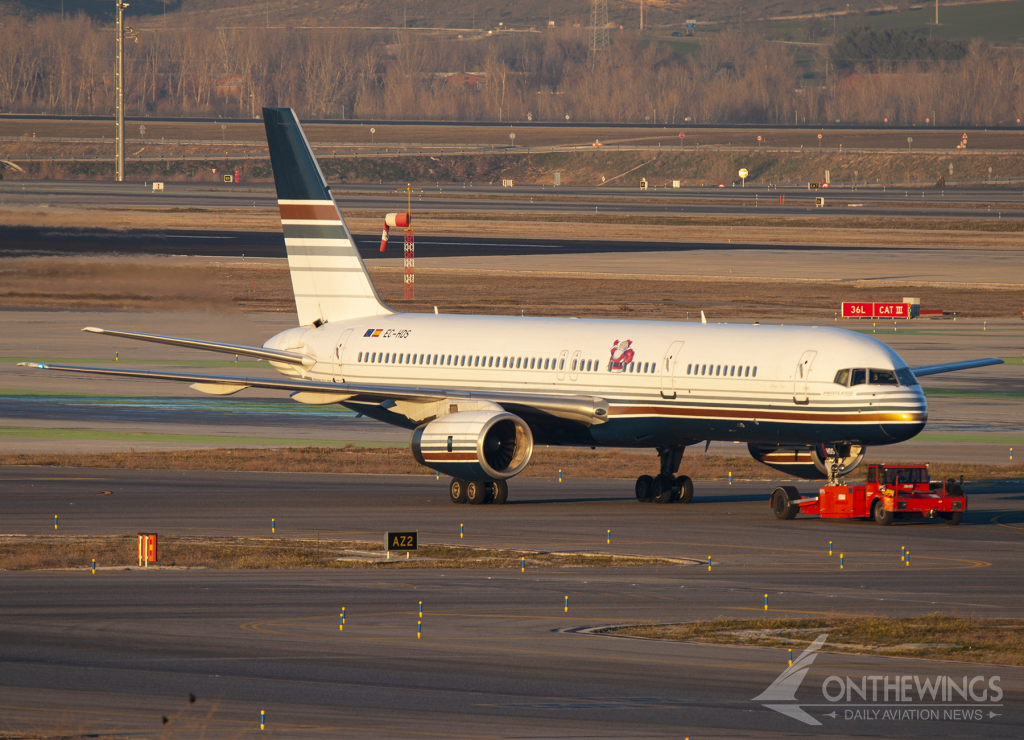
[748,443,865,480]
[411,410,534,481]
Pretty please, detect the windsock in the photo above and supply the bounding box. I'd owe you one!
[379,212,410,253]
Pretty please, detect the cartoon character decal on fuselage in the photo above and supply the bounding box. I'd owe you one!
[609,339,635,373]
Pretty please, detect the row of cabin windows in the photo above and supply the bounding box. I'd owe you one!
[354,351,658,374]
[357,352,576,371]
[686,363,757,378]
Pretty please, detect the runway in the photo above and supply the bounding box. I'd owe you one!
[2,469,1023,738]
[3,180,1023,221]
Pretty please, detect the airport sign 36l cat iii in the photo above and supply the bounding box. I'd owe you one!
[20,109,1003,506]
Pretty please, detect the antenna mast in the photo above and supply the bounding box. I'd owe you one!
[589,0,609,68]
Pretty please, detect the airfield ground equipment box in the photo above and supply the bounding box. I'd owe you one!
[771,464,966,526]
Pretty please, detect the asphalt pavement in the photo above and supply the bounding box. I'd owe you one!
[2,470,1022,738]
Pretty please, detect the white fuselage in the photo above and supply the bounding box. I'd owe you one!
[264,313,927,448]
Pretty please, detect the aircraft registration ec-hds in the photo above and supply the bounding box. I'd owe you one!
[21,108,1004,506]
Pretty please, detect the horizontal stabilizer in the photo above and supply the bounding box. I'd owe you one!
[910,357,1004,377]
[82,327,315,367]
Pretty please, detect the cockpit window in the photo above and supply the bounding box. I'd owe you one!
[869,369,898,386]
[895,367,919,386]
[835,367,913,387]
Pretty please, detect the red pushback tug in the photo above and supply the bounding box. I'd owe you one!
[771,463,966,526]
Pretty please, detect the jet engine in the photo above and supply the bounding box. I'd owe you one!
[748,442,865,480]
[411,410,534,481]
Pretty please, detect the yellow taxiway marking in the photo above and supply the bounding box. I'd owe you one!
[991,513,1024,531]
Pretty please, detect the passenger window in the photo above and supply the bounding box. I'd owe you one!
[652,363,656,373]
[516,358,522,369]
[700,364,705,375]
[753,367,757,377]
[644,362,649,373]
[502,357,508,368]
[729,366,735,376]
[584,360,590,371]
[686,363,691,374]
[559,359,565,370]
[745,366,750,377]
[870,369,898,385]
[834,369,850,386]
[572,360,577,370]
[851,369,867,386]
[543,358,549,370]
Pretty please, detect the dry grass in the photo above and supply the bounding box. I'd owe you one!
[0,534,677,571]
[1,446,1021,483]
[2,258,1022,317]
[610,615,1024,665]
[0,445,772,479]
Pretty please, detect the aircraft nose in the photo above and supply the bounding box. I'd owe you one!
[879,387,927,442]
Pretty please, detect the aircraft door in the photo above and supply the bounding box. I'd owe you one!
[569,350,581,381]
[660,340,685,399]
[794,350,817,404]
[556,350,568,381]
[334,328,353,381]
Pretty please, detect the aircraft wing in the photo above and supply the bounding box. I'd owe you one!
[82,327,315,367]
[17,363,609,426]
[910,357,1004,377]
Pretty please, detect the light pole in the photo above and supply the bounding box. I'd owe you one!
[115,2,137,182]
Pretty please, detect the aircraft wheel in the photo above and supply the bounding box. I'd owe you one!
[873,499,893,526]
[635,475,654,502]
[772,486,799,520]
[676,475,694,504]
[490,480,509,505]
[466,480,488,505]
[449,478,468,504]
[652,474,675,504]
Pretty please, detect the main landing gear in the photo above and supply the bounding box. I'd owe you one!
[449,478,508,505]
[635,446,694,504]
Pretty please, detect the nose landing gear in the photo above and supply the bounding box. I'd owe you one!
[635,446,694,504]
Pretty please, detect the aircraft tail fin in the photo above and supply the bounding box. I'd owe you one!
[262,107,393,325]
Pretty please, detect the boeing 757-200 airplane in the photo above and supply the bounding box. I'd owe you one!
[21,108,1004,505]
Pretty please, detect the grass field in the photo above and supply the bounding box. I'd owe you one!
[1,446,1020,483]
[6,256,1021,318]
[610,615,1024,665]
[856,0,1024,44]
[0,534,679,571]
